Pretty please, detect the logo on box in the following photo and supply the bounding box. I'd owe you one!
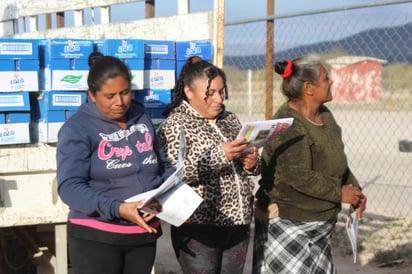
[64,40,81,53]
[145,90,159,102]
[186,42,202,56]
[0,125,15,138]
[118,40,134,53]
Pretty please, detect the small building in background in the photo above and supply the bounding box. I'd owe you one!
[326,56,387,103]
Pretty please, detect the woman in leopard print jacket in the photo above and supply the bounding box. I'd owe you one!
[158,56,260,274]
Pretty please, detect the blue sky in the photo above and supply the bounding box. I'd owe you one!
[110,0,411,23]
[42,0,408,54]
[105,0,412,55]
[37,0,410,32]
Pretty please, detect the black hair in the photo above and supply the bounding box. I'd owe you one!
[87,52,132,94]
[163,56,228,117]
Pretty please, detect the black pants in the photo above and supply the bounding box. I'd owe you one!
[68,235,156,274]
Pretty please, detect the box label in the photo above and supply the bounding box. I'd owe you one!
[0,123,31,145]
[0,71,39,92]
[0,94,25,108]
[51,70,88,90]
[144,70,175,89]
[176,41,212,60]
[134,90,171,108]
[52,94,83,107]
[0,42,33,55]
[144,40,175,59]
[105,39,144,59]
[51,39,93,59]
[145,44,169,55]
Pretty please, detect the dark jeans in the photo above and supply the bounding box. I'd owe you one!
[68,235,156,274]
[171,223,250,274]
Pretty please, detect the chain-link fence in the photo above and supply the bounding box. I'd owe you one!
[223,0,412,265]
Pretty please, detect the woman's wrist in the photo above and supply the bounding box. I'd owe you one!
[244,164,258,174]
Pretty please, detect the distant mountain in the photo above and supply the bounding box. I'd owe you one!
[224,23,412,70]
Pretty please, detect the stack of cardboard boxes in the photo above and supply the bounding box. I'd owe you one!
[35,39,92,143]
[0,38,212,145]
[0,39,40,145]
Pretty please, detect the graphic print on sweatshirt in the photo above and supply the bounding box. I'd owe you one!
[97,123,157,170]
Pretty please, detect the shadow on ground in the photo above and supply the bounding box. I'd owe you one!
[332,209,412,273]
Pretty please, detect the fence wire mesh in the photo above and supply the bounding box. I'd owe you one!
[223,1,412,265]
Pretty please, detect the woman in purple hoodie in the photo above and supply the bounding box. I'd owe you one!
[56,52,175,274]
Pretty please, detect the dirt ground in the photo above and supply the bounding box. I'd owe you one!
[154,220,412,274]
[332,257,412,274]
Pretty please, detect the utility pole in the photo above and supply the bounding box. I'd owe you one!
[214,0,225,68]
[145,0,155,18]
[265,0,274,119]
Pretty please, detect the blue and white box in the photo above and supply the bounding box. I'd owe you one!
[39,39,94,91]
[93,39,106,54]
[144,107,167,130]
[143,40,175,89]
[133,89,171,108]
[33,91,86,143]
[144,40,175,59]
[0,39,40,92]
[104,39,145,90]
[134,89,171,130]
[144,107,167,119]
[0,92,32,145]
[175,40,213,79]
[175,40,212,60]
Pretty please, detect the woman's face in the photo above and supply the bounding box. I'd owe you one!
[88,76,132,123]
[185,75,225,119]
[313,66,333,103]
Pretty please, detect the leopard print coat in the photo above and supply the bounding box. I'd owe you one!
[158,101,260,226]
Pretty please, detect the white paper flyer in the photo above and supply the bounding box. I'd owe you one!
[345,208,359,263]
[236,118,294,153]
[126,127,203,226]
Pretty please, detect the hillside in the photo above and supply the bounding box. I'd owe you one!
[225,22,412,70]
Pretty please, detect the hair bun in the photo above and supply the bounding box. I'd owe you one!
[273,62,283,75]
[273,60,292,79]
[88,52,104,68]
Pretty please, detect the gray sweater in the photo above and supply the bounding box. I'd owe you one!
[258,103,360,222]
